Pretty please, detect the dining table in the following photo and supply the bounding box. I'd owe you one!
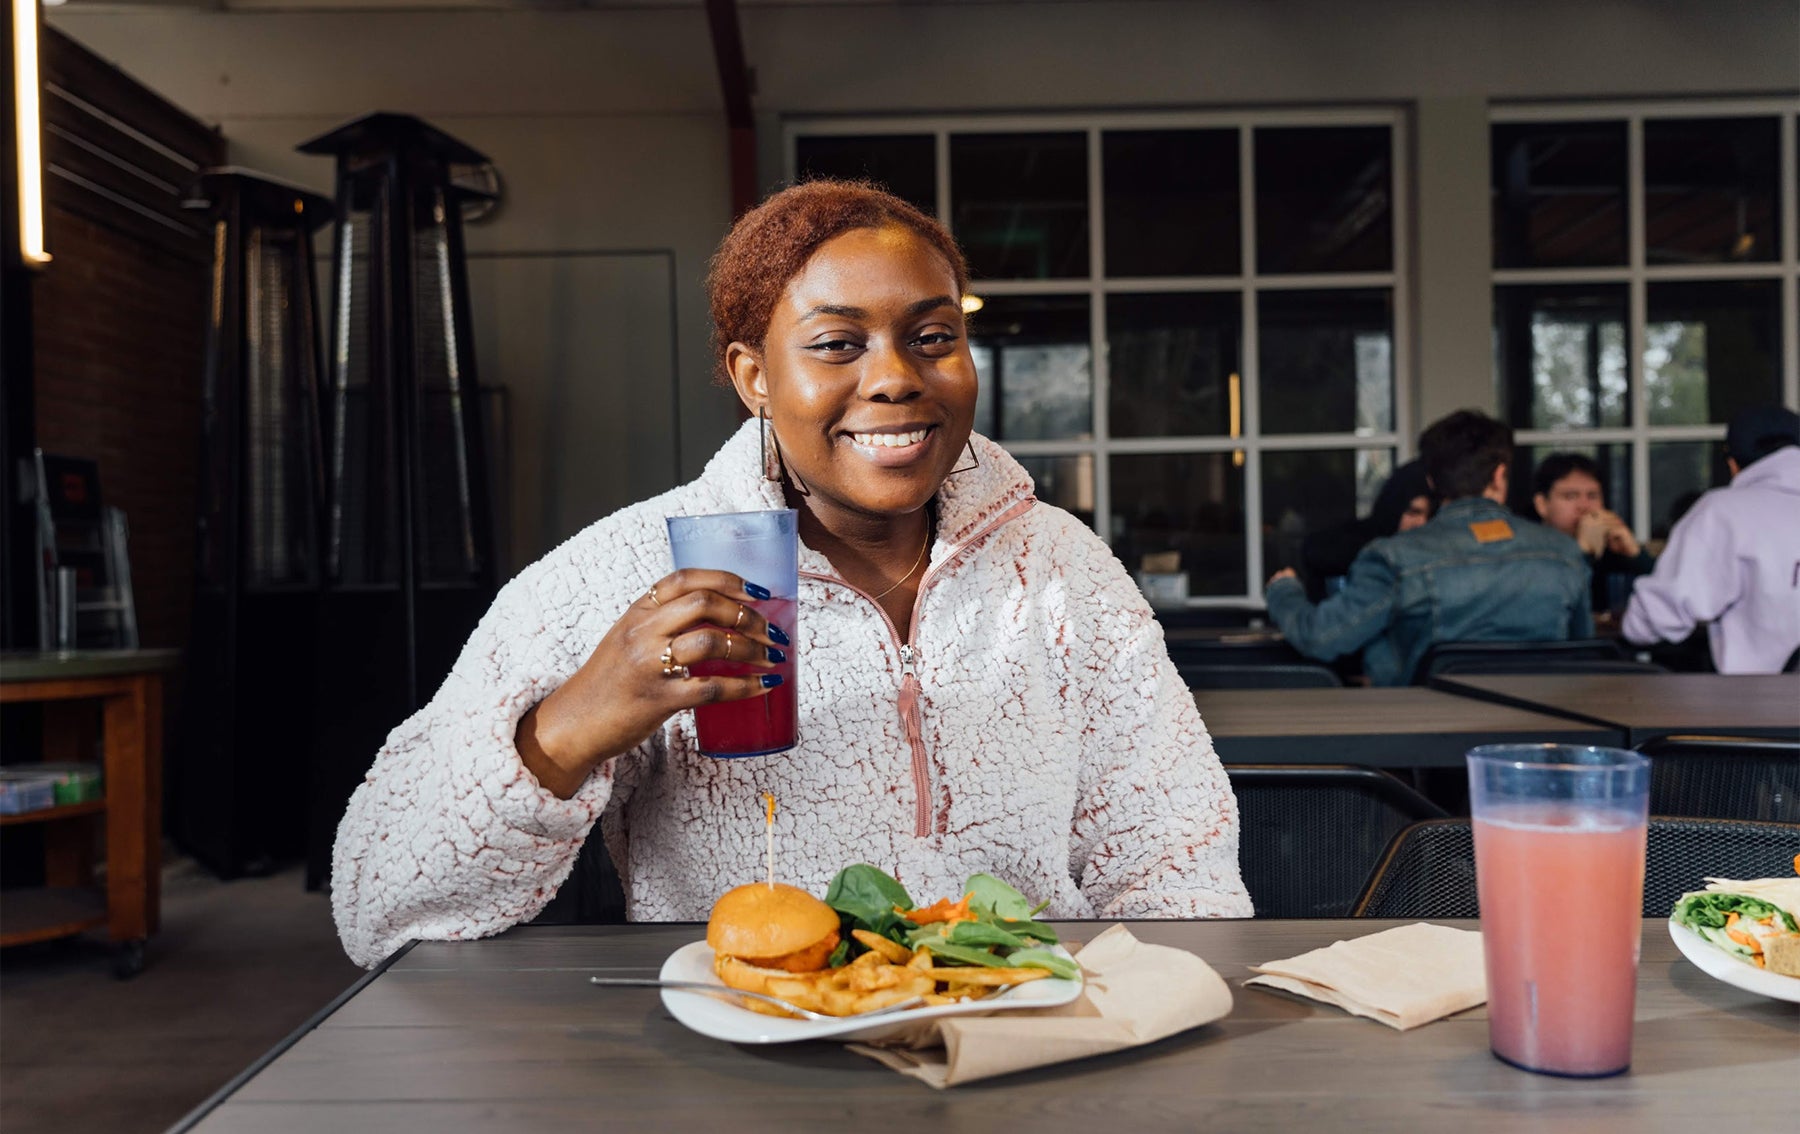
[1194,686,1623,766]
[1429,672,1800,745]
[170,918,1792,1133]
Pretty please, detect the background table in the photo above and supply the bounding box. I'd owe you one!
[176,919,1794,1132]
[0,649,177,976]
[1195,687,1622,766]
[1430,673,1800,745]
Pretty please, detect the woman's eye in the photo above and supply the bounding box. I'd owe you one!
[804,338,863,354]
[912,331,960,350]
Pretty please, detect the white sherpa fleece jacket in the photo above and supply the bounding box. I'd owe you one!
[332,420,1251,967]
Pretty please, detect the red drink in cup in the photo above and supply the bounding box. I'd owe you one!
[1468,745,1649,1077]
[666,511,799,758]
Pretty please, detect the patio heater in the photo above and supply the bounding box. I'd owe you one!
[297,114,498,888]
[179,169,332,878]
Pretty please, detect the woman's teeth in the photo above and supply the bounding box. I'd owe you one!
[851,429,929,448]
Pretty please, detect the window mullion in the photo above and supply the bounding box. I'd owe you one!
[1628,115,1652,543]
[1241,124,1265,602]
[1087,126,1111,544]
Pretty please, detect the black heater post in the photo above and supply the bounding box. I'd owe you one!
[298,114,498,889]
[178,170,333,878]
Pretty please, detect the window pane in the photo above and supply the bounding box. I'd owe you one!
[1492,121,1627,268]
[1262,448,1394,574]
[1493,284,1629,430]
[1107,292,1240,438]
[1017,454,1094,530]
[1255,126,1392,274]
[968,296,1091,441]
[1644,280,1781,426]
[1645,117,1780,265]
[1511,443,1634,531]
[951,132,1089,279]
[1111,452,1246,598]
[794,135,937,216]
[1103,129,1240,276]
[1258,289,1393,435]
[1649,441,1729,542]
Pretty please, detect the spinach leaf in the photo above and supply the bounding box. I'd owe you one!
[1672,892,1797,933]
[826,938,852,968]
[945,921,1027,950]
[915,938,1010,968]
[1008,948,1080,980]
[966,873,1033,921]
[992,918,1059,945]
[826,864,915,940]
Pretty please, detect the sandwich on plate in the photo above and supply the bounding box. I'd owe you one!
[1670,869,1800,977]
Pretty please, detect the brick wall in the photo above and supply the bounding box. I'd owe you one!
[33,209,208,650]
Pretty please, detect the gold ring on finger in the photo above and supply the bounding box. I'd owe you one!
[647,583,662,607]
[659,641,687,679]
[733,604,748,631]
[723,631,734,661]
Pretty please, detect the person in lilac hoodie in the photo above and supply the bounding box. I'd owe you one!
[1622,405,1800,674]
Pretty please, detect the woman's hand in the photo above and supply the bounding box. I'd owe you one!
[515,570,792,798]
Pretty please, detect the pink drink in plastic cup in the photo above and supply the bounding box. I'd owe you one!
[1468,745,1648,1077]
[666,510,798,758]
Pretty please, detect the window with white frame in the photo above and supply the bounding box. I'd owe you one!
[789,111,1408,605]
[1491,102,1800,544]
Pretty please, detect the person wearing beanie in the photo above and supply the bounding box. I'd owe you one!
[1621,404,1800,674]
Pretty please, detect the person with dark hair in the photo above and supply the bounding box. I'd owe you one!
[1298,460,1433,600]
[329,179,1249,967]
[1265,410,1590,685]
[1530,452,1654,615]
[1622,404,1800,673]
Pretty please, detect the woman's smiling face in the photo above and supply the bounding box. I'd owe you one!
[729,225,979,527]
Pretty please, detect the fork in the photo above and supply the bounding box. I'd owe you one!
[588,977,926,1021]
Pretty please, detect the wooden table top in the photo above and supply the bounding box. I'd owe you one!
[178,919,1795,1133]
[1195,686,1621,767]
[0,648,181,682]
[1430,673,1800,744]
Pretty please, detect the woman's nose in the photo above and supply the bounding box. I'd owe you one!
[858,340,925,402]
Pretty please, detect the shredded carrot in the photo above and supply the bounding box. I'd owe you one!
[1727,927,1762,952]
[899,892,975,926]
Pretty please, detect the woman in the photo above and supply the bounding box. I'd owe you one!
[1298,460,1432,601]
[332,181,1250,968]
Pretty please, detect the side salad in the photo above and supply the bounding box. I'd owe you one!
[822,864,1081,981]
[1671,891,1799,970]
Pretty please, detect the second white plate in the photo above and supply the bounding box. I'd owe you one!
[1667,918,1800,1003]
[655,939,1085,1044]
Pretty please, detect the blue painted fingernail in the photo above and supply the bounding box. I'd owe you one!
[760,673,784,688]
[768,625,791,646]
[744,582,772,600]
[766,647,787,664]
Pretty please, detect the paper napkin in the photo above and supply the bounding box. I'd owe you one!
[1244,921,1485,1030]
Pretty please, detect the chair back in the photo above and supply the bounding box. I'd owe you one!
[1181,664,1341,690]
[1414,638,1654,683]
[1636,735,1800,822]
[1353,816,1800,918]
[1227,765,1446,918]
[530,826,626,925]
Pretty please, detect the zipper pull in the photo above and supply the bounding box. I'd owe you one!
[899,643,917,678]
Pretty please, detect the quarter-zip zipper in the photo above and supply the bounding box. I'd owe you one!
[800,495,1037,837]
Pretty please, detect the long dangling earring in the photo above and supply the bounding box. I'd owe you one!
[759,406,809,496]
[947,438,980,477]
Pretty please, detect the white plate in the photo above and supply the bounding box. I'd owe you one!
[1667,918,1800,1003]
[656,940,1085,1044]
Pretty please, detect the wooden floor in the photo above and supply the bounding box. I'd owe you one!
[0,855,363,1134]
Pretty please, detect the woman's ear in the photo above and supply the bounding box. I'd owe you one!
[725,342,768,414]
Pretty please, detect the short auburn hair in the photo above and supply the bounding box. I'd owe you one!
[706,179,970,384]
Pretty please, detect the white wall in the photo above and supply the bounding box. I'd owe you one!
[49,0,1800,562]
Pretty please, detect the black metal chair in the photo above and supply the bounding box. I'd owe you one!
[1180,664,1342,690]
[1226,765,1447,918]
[1352,816,1800,918]
[1636,735,1800,822]
[530,825,627,925]
[1414,638,1664,683]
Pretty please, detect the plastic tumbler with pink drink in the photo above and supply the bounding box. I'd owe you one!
[666,509,799,758]
[1468,743,1649,1077]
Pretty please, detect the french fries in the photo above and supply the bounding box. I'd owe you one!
[714,940,1054,1018]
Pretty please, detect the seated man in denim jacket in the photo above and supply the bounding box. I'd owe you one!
[1265,410,1591,685]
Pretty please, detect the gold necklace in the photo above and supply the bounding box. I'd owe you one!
[869,531,931,601]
